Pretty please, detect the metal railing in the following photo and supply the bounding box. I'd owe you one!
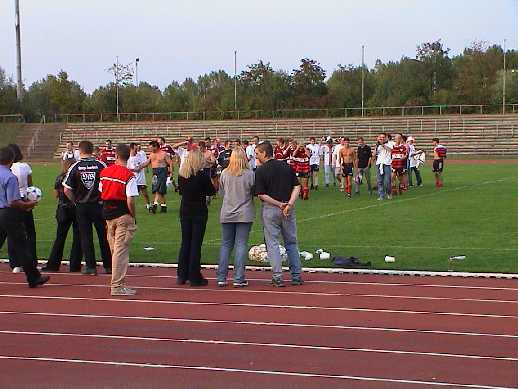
[0,114,25,123]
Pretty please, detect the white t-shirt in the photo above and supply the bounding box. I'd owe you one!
[376,141,394,166]
[322,144,334,166]
[62,149,80,161]
[245,144,257,169]
[11,162,32,197]
[175,147,188,167]
[127,155,146,186]
[306,144,321,166]
[408,144,417,168]
[332,144,343,168]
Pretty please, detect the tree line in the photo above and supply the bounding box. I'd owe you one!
[1,40,517,121]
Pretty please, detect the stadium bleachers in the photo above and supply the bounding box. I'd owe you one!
[38,114,518,160]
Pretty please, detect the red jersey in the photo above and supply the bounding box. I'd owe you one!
[391,144,408,169]
[100,147,116,166]
[274,145,290,161]
[100,164,135,220]
[290,147,310,174]
[160,144,175,157]
[434,145,447,159]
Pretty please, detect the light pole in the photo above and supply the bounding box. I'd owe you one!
[234,50,238,113]
[361,45,365,118]
[14,0,23,101]
[502,39,507,115]
[135,57,140,86]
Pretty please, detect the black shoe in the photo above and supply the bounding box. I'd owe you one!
[160,205,167,213]
[29,275,50,288]
[271,278,285,288]
[189,278,208,287]
[82,268,97,276]
[315,186,318,191]
[41,266,59,273]
[151,204,157,214]
[69,268,81,273]
[310,185,314,190]
[176,277,187,285]
[104,268,112,275]
[291,277,304,286]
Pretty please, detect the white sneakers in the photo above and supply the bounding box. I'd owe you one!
[12,267,22,273]
[111,287,137,296]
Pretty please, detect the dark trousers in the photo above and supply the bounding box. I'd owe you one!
[0,208,41,284]
[409,167,423,186]
[76,203,112,270]
[46,206,83,271]
[0,210,37,268]
[177,214,207,282]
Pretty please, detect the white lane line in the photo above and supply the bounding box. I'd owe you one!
[0,294,516,320]
[1,311,518,340]
[2,330,518,363]
[0,355,514,389]
[2,281,518,306]
[0,282,341,297]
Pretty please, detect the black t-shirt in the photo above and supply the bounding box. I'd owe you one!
[179,171,216,217]
[63,157,106,204]
[218,149,232,169]
[55,174,73,208]
[357,144,372,169]
[255,159,300,203]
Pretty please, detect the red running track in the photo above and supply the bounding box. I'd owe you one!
[0,264,517,389]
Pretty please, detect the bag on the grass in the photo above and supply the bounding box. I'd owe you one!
[332,256,372,268]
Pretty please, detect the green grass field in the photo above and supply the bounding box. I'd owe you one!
[1,162,517,273]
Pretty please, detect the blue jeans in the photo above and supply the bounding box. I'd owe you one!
[376,164,392,199]
[217,222,252,283]
[261,204,302,280]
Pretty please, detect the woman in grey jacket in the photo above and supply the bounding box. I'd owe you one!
[217,147,255,287]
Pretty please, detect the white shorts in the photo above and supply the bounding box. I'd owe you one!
[334,167,342,176]
[135,171,147,187]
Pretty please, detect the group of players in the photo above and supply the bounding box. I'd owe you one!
[62,132,447,209]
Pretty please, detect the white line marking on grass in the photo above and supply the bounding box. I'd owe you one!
[2,330,518,363]
[1,311,518,339]
[0,355,514,388]
[0,282,341,297]
[205,175,518,245]
[0,294,517,320]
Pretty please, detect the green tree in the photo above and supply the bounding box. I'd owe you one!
[292,58,327,107]
[0,67,19,114]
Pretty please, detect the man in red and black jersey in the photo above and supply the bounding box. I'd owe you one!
[390,134,408,195]
[63,141,111,275]
[99,143,138,296]
[274,138,290,162]
[432,138,447,188]
[289,140,311,200]
[99,139,117,167]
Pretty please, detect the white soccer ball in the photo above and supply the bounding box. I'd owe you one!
[26,186,42,202]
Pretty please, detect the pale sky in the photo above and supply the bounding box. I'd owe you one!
[0,0,517,92]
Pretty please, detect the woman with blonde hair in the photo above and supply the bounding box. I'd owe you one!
[216,147,255,287]
[177,149,216,286]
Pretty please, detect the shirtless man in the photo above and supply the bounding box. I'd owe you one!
[140,140,174,214]
[338,137,357,199]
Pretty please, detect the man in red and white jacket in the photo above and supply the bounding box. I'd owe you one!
[99,139,117,167]
[99,144,139,296]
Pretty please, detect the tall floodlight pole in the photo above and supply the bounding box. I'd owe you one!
[361,45,365,118]
[503,39,507,115]
[116,56,120,118]
[135,57,140,86]
[14,0,23,101]
[234,50,238,112]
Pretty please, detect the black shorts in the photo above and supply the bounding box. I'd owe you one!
[433,159,444,173]
[310,164,319,172]
[152,167,168,195]
[342,163,353,177]
[391,167,407,176]
[137,184,147,191]
[296,172,309,178]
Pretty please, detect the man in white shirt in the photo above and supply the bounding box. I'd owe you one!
[332,138,345,191]
[62,141,80,162]
[322,138,335,188]
[246,136,259,170]
[128,143,151,209]
[306,137,321,190]
[407,136,423,187]
[375,133,394,200]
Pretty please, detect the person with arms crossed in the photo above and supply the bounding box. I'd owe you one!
[62,141,80,163]
[355,137,373,196]
[306,137,321,190]
[100,144,139,296]
[322,138,335,188]
[246,136,259,171]
[99,139,116,167]
[63,140,112,275]
[407,136,423,187]
[0,146,49,288]
[255,141,303,287]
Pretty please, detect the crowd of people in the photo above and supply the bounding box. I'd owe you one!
[0,132,447,294]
